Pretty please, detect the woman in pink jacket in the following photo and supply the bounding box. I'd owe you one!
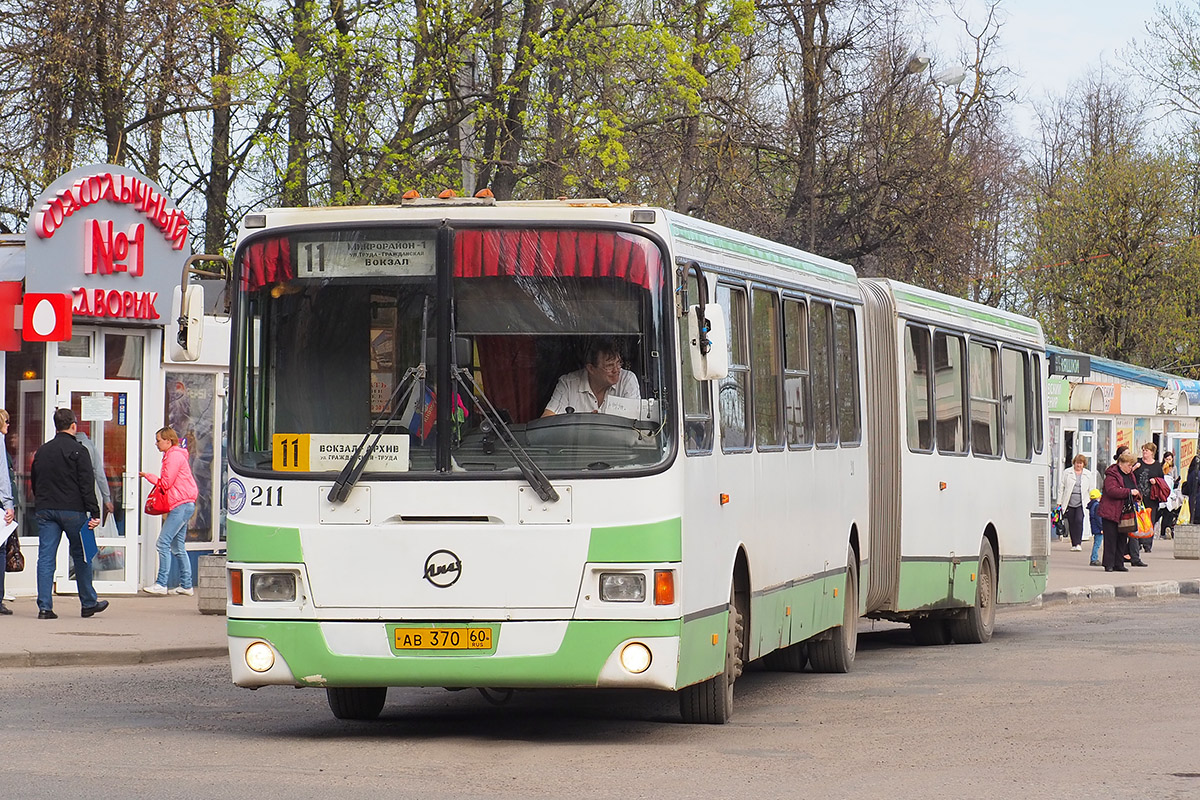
[139,426,199,595]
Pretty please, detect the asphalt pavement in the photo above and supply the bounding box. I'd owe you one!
[1,536,1197,669]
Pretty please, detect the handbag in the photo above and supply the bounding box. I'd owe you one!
[1130,499,1154,538]
[1117,500,1138,535]
[5,531,23,573]
[144,480,170,516]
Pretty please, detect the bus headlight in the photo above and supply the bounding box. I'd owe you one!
[250,572,297,602]
[600,573,646,602]
[620,642,652,674]
[245,641,276,673]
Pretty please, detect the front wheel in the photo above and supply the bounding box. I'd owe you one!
[809,547,858,673]
[327,687,387,720]
[679,591,744,724]
[949,539,997,644]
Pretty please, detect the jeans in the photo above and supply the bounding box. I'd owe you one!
[36,509,99,612]
[1090,531,1103,563]
[155,502,195,589]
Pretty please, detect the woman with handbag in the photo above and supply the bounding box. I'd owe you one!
[139,426,199,596]
[1057,453,1095,551]
[1098,449,1142,572]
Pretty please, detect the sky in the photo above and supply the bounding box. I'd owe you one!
[927,0,1161,138]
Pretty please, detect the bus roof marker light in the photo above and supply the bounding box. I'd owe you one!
[244,214,266,229]
[402,190,420,200]
[474,188,494,199]
[438,189,458,199]
[631,209,656,224]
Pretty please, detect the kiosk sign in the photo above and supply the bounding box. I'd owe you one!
[25,164,190,326]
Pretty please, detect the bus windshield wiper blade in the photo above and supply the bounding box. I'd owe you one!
[327,367,421,503]
[452,367,560,503]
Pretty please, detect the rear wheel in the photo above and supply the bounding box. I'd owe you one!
[949,539,997,644]
[809,548,858,673]
[326,687,387,720]
[679,591,744,724]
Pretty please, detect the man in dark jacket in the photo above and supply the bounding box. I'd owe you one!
[31,408,106,620]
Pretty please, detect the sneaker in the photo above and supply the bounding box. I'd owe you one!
[142,584,169,595]
[1070,545,1082,551]
[173,586,194,596]
[1090,560,1102,566]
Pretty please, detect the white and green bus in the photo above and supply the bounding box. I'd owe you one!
[204,196,1049,724]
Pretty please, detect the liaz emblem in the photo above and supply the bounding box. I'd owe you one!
[423,549,462,588]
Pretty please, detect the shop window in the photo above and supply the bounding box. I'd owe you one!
[58,333,92,359]
[105,334,143,379]
[165,372,217,544]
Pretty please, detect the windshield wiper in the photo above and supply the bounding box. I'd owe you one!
[452,366,560,503]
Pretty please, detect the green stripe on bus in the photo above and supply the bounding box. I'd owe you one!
[227,618,681,688]
[677,608,727,687]
[587,517,682,562]
[894,556,1045,609]
[893,288,1041,336]
[226,519,304,563]
[670,224,856,285]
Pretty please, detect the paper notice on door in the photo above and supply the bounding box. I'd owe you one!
[80,395,114,422]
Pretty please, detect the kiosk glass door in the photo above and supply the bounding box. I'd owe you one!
[54,379,141,595]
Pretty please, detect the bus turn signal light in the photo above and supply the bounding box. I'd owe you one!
[719,493,730,505]
[230,568,243,605]
[654,570,675,605]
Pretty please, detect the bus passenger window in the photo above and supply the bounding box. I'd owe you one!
[1002,347,1031,461]
[718,284,751,451]
[834,306,860,444]
[934,332,967,454]
[783,299,811,448]
[752,289,782,449]
[810,301,836,445]
[904,325,933,451]
[969,341,1000,456]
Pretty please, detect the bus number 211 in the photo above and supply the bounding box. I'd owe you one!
[250,486,283,507]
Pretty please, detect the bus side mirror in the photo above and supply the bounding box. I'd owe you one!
[687,303,728,380]
[170,284,204,362]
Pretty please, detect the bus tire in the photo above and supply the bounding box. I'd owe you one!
[949,539,997,644]
[326,687,387,720]
[762,642,808,672]
[809,548,858,674]
[910,617,952,646]
[679,591,743,724]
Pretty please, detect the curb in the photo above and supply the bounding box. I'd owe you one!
[1040,579,1200,606]
[0,646,227,669]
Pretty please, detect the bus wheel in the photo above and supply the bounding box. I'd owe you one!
[809,548,858,673]
[949,539,997,644]
[679,591,744,724]
[762,642,807,672]
[910,617,951,646]
[326,687,387,720]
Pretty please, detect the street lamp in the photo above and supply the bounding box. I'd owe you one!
[902,52,930,76]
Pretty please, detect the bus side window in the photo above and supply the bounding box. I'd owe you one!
[718,283,751,452]
[1002,346,1032,461]
[833,306,860,445]
[752,288,782,449]
[904,324,933,452]
[783,298,812,448]
[934,331,967,454]
[969,341,1000,456]
[810,300,836,445]
[680,269,713,453]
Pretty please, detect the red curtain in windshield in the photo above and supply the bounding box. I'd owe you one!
[454,229,662,288]
[240,236,294,290]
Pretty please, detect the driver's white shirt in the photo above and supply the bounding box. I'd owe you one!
[544,368,640,415]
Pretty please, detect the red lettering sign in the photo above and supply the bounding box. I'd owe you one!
[72,287,159,321]
[33,170,189,251]
[85,220,145,276]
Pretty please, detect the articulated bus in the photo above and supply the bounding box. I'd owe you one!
[206,196,1049,724]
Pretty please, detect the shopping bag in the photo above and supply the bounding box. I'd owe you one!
[144,481,169,515]
[1131,500,1154,538]
[5,531,23,572]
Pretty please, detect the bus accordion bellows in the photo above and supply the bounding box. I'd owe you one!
[201,197,1049,724]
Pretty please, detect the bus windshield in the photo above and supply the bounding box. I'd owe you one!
[230,224,674,477]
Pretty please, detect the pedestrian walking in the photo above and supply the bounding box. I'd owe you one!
[31,408,107,619]
[1098,449,1140,573]
[0,409,16,614]
[1160,451,1181,539]
[139,426,198,596]
[1057,454,1095,551]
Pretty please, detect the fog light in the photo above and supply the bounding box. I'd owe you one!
[620,642,652,674]
[245,641,275,673]
[251,572,297,602]
[600,573,646,602]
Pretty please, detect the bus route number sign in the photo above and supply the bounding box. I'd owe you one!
[272,433,411,472]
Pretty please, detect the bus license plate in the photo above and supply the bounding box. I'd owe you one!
[394,627,493,650]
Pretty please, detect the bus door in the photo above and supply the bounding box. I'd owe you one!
[52,379,141,595]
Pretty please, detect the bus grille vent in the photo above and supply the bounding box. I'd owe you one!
[1030,513,1050,575]
[1037,475,1046,508]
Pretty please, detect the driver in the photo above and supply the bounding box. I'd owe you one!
[542,338,640,416]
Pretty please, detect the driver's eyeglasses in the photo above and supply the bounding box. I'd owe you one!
[593,358,623,372]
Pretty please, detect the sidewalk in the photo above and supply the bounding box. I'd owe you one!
[0,592,227,668]
[1,538,1198,669]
